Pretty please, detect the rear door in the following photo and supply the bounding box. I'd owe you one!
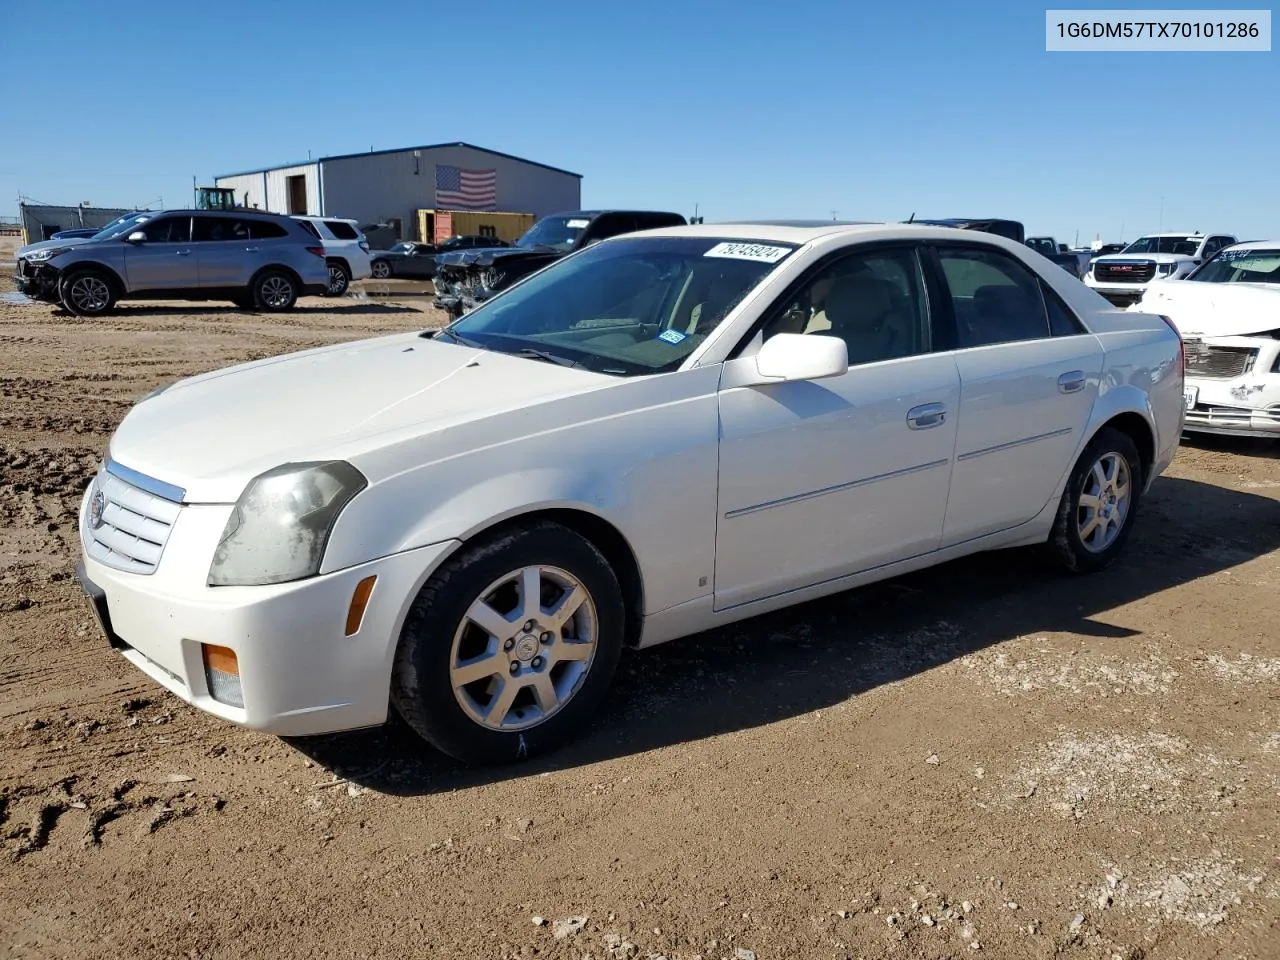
[122,215,195,291]
[929,242,1104,547]
[192,215,256,288]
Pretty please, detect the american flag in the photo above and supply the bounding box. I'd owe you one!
[434,164,497,210]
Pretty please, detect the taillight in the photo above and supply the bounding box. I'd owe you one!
[1157,314,1184,377]
[305,245,326,258]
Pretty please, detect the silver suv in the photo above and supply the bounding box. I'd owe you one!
[14,209,330,315]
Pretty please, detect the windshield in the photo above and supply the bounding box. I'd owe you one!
[1025,238,1057,255]
[390,242,415,253]
[90,212,151,241]
[515,216,590,251]
[1121,235,1201,256]
[1188,247,1280,284]
[442,236,797,376]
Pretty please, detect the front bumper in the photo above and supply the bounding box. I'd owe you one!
[1184,363,1280,438]
[1083,279,1149,306]
[13,262,61,301]
[75,486,458,736]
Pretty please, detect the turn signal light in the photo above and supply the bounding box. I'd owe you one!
[202,644,244,708]
[345,576,377,636]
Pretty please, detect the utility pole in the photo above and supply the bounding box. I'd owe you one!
[830,209,838,221]
[1158,196,1165,233]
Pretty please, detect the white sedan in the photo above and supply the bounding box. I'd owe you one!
[1132,240,1280,438]
[75,222,1185,763]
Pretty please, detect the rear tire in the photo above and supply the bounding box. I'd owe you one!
[59,269,116,316]
[251,270,298,312]
[370,259,391,280]
[325,260,350,297]
[391,522,625,765]
[1047,426,1143,574]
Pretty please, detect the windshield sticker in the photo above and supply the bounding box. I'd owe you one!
[657,329,688,345]
[566,219,590,228]
[704,242,791,263]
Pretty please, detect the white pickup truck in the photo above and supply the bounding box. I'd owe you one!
[1085,232,1237,306]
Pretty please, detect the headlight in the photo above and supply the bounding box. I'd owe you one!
[26,247,71,263]
[480,268,506,293]
[1157,262,1180,277]
[208,461,367,586]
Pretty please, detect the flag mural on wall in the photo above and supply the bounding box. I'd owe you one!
[434,165,497,210]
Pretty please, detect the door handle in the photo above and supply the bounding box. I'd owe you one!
[906,402,947,430]
[244,246,261,253]
[1058,370,1086,393]
[175,249,192,256]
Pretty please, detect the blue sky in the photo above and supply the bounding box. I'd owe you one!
[3,1,1275,242]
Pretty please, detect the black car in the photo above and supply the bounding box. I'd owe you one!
[433,210,687,317]
[370,235,510,280]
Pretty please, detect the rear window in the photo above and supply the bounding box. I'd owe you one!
[250,221,290,240]
[324,220,358,240]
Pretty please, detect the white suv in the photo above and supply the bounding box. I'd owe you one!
[292,216,372,296]
[1084,232,1236,306]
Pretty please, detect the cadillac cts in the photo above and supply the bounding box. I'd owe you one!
[75,222,1185,763]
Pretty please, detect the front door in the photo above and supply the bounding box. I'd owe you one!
[714,245,961,610]
[931,243,1105,546]
[122,215,195,291]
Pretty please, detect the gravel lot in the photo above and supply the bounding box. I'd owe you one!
[1,291,1277,960]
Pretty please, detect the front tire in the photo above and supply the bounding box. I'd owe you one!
[1048,426,1143,573]
[370,259,391,280]
[59,269,116,316]
[325,260,350,296]
[391,522,625,764]
[251,270,298,312]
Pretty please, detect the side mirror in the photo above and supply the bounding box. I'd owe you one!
[753,333,848,383]
[126,231,146,243]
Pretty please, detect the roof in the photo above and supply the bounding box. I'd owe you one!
[1137,231,1208,237]
[214,141,582,180]
[629,221,993,244]
[1223,239,1280,250]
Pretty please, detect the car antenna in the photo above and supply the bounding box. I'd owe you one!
[907,212,915,223]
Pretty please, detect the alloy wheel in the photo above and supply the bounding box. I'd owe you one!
[448,565,598,731]
[1077,451,1132,553]
[260,276,294,308]
[68,275,111,313]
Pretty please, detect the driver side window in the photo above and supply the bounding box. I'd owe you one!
[760,247,931,366]
[140,216,191,243]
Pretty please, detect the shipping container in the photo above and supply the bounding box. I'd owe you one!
[416,208,536,245]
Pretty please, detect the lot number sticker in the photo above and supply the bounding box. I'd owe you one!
[704,242,791,263]
[657,329,688,344]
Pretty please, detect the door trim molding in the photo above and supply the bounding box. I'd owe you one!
[957,426,1073,463]
[724,458,950,520]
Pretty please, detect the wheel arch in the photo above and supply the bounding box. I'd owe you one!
[453,507,646,649]
[326,255,350,273]
[1095,411,1155,482]
[251,262,304,290]
[61,261,126,298]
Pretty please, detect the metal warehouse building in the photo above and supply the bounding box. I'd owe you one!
[214,142,581,241]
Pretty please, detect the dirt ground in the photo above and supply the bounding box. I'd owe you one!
[0,292,1277,960]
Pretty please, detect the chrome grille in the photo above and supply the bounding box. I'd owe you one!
[84,468,182,575]
[1183,344,1257,380]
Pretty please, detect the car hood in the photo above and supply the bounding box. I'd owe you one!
[435,245,559,268]
[1096,252,1190,265]
[1135,280,1280,338]
[17,236,93,257]
[107,332,614,503]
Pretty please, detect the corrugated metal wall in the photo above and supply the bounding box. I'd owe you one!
[320,146,580,239]
[214,173,269,211]
[18,203,138,243]
[215,164,319,215]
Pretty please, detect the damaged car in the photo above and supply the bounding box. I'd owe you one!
[1085,232,1237,306]
[433,210,686,318]
[1132,240,1280,438]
